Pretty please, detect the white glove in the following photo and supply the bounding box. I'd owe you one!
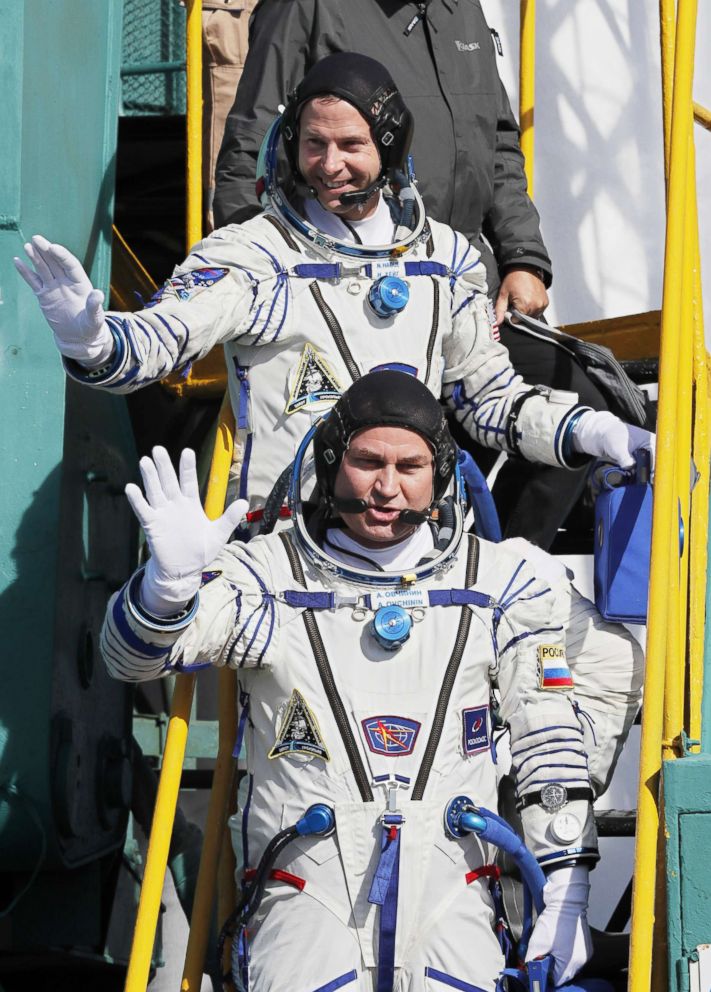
[125,446,248,617]
[526,865,593,987]
[571,410,655,470]
[13,235,115,368]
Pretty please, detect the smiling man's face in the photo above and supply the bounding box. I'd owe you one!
[333,426,434,546]
[297,97,381,221]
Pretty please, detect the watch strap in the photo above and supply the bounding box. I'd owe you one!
[517,786,594,811]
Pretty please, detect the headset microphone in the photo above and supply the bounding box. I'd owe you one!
[398,508,431,526]
[337,176,387,207]
[330,496,368,514]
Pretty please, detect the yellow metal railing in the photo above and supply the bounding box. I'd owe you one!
[186,0,202,253]
[181,411,238,992]
[629,2,705,991]
[124,397,234,992]
[519,0,535,195]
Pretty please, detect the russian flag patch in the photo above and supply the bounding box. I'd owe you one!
[538,644,574,690]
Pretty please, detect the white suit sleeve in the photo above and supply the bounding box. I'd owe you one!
[561,586,643,795]
[500,537,644,796]
[441,229,587,467]
[64,224,292,393]
[490,551,598,869]
[100,540,282,682]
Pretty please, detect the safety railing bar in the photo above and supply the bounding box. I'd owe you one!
[181,402,237,991]
[693,101,711,131]
[665,126,698,758]
[125,393,235,992]
[125,674,197,992]
[687,142,709,747]
[628,3,699,991]
[186,0,202,254]
[519,0,535,195]
[122,61,186,77]
[659,0,676,182]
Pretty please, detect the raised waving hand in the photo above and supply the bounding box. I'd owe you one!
[125,447,247,616]
[14,235,114,367]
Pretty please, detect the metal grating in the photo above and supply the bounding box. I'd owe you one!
[121,0,186,116]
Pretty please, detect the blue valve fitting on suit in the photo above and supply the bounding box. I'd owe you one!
[295,804,336,837]
[371,604,412,650]
[444,795,486,839]
[368,276,410,318]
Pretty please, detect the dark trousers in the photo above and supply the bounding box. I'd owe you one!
[450,320,610,551]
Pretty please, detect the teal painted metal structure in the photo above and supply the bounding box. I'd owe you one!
[0,0,127,866]
[0,1,146,979]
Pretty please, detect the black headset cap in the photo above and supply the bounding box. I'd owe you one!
[313,371,457,504]
[281,52,414,183]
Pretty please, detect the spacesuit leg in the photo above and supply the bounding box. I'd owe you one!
[395,878,505,992]
[248,886,369,992]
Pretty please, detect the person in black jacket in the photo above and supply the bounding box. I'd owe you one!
[213,0,611,549]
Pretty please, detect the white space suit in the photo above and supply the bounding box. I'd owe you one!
[102,514,642,991]
[68,197,587,517]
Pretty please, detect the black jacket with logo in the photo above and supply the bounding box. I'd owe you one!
[213,0,552,289]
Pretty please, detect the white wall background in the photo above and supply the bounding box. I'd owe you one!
[481,0,711,337]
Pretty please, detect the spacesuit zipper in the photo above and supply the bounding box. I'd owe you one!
[423,279,440,384]
[411,535,479,801]
[279,531,374,802]
[264,213,302,252]
[309,283,362,383]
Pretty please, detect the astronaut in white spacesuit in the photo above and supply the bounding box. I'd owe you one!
[102,371,642,991]
[15,53,652,527]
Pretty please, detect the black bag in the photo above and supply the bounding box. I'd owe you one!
[507,310,650,427]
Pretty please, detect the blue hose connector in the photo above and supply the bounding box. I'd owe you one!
[295,803,336,837]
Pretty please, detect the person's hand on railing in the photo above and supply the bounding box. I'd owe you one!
[571,410,655,470]
[526,865,593,986]
[125,446,247,617]
[13,235,114,368]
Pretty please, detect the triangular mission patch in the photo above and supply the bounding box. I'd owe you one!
[285,344,342,415]
[268,689,331,761]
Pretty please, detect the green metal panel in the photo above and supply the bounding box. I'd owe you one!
[664,755,711,992]
[0,0,135,878]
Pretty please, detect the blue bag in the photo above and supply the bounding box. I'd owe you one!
[593,453,652,624]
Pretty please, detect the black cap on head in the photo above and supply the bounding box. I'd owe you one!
[313,371,457,508]
[281,52,414,191]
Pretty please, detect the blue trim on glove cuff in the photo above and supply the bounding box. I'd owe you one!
[63,322,126,384]
[537,847,600,870]
[557,406,593,467]
[126,567,199,633]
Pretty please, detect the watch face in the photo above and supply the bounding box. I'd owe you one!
[551,811,582,844]
[540,783,568,812]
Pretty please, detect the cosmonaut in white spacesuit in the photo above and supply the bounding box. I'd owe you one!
[102,371,642,991]
[15,53,652,526]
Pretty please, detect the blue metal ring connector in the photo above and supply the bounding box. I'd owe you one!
[371,605,412,650]
[368,276,410,318]
[444,795,486,838]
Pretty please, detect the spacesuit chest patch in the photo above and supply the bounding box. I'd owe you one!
[537,644,574,689]
[147,267,229,306]
[362,716,421,756]
[462,705,490,755]
[285,344,342,415]
[268,689,330,761]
